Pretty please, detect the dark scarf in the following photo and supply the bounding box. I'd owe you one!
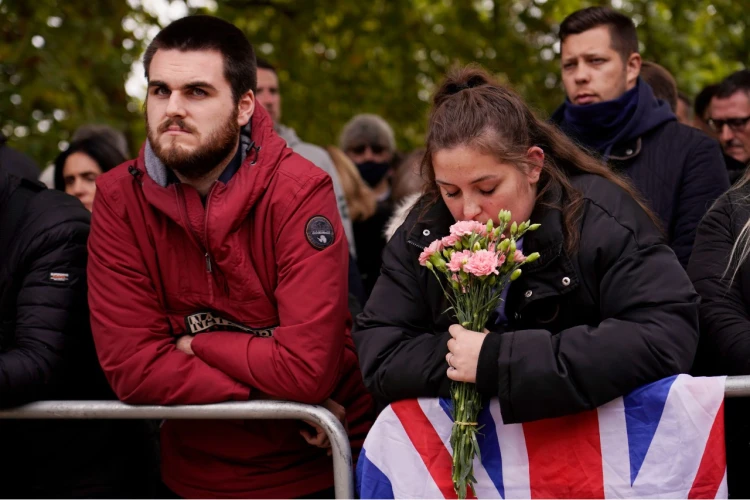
[553,79,676,159]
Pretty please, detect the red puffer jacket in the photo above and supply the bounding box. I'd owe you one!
[88,106,373,498]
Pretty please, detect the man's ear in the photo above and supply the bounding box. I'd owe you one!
[626,52,642,90]
[237,90,255,126]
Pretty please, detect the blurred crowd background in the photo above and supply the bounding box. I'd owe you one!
[0,0,747,169]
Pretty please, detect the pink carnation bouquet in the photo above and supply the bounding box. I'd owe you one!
[418,210,540,498]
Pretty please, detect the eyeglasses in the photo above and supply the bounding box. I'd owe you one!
[707,115,750,133]
[349,144,386,155]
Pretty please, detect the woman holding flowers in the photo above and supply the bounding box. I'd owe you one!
[354,66,699,424]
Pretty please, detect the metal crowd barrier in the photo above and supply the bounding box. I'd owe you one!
[0,400,354,499]
[2,375,750,499]
[723,375,750,397]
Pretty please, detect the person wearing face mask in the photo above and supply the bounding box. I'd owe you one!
[339,114,399,297]
[354,66,698,422]
[54,137,126,211]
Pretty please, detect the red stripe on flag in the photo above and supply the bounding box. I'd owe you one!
[688,401,726,499]
[391,400,475,499]
[523,409,604,499]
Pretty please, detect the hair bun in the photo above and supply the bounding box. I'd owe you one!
[434,68,491,106]
[444,74,487,96]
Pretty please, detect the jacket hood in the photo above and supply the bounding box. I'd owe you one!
[384,193,421,242]
[552,79,676,158]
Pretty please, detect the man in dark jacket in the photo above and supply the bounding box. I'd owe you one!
[552,6,729,267]
[0,134,39,181]
[0,165,156,497]
[709,70,750,184]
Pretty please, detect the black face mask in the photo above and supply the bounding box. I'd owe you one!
[356,160,391,187]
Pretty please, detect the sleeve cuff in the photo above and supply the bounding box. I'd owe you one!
[476,332,502,396]
[192,331,253,385]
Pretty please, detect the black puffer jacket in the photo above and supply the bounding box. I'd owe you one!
[0,167,157,497]
[552,82,729,268]
[354,174,699,423]
[687,182,750,498]
[688,182,750,375]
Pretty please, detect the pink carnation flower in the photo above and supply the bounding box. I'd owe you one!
[463,250,500,277]
[447,250,472,272]
[449,220,487,237]
[441,233,460,248]
[497,253,506,266]
[514,250,526,263]
[418,239,444,266]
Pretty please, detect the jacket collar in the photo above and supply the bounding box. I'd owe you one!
[552,79,675,160]
[130,105,291,226]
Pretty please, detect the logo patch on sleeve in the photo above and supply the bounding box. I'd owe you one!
[305,215,335,250]
[49,272,70,282]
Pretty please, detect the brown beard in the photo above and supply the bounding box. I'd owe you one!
[147,107,240,180]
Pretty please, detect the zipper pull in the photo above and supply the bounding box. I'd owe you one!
[205,253,213,273]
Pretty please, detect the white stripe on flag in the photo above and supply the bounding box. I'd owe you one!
[631,374,725,498]
[597,396,631,499]
[418,399,503,498]
[490,399,531,499]
[365,405,444,499]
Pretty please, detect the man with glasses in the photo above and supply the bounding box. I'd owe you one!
[710,70,750,182]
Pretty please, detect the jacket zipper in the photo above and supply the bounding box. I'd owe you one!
[203,182,218,273]
[202,184,230,295]
[408,240,425,251]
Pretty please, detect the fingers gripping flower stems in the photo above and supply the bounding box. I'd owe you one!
[417,210,540,499]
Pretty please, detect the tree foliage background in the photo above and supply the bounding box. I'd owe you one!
[0,0,746,169]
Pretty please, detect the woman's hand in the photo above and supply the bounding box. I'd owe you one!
[446,324,488,383]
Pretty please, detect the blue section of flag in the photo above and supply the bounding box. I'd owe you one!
[357,448,395,499]
[624,375,678,485]
[439,397,453,421]
[476,403,506,498]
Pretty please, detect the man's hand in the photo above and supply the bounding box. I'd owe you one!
[301,398,348,456]
[176,335,195,356]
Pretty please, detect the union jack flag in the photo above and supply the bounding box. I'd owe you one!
[357,375,727,499]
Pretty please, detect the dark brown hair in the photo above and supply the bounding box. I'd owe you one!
[640,61,678,112]
[694,84,719,121]
[143,15,257,103]
[559,7,639,64]
[422,65,658,254]
[716,69,750,100]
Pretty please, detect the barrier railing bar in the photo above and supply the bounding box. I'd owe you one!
[0,400,353,499]
[3,374,749,499]
[724,375,750,397]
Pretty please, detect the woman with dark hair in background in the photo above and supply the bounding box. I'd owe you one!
[354,66,698,422]
[689,167,750,497]
[54,137,126,211]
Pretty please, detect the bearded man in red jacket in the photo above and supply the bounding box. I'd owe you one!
[87,15,372,499]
